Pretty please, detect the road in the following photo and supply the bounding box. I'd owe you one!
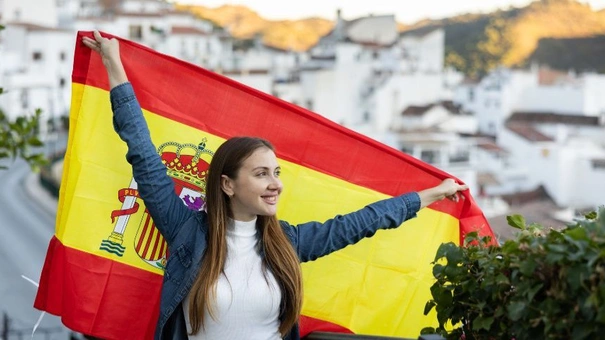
[0,138,71,339]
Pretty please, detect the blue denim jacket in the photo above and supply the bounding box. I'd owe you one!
[110,83,421,340]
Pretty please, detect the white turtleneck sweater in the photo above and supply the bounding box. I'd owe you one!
[183,218,282,339]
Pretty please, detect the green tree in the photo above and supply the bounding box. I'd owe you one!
[471,16,512,77]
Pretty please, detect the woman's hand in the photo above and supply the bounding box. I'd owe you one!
[82,30,128,89]
[418,178,469,209]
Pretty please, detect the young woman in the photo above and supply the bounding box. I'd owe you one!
[83,31,468,340]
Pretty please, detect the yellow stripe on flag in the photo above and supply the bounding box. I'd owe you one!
[300,209,458,335]
[59,84,456,309]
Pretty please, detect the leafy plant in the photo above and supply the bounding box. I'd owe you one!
[0,26,48,171]
[422,208,605,339]
[0,90,48,171]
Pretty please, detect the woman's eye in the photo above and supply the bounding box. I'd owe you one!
[275,170,281,177]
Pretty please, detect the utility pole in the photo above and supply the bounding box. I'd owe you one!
[1,312,8,340]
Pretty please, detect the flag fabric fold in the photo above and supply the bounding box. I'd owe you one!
[34,31,494,339]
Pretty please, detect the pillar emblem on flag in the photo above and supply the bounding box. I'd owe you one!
[100,139,214,270]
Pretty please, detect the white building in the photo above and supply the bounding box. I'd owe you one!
[0,23,75,135]
[397,28,444,74]
[275,10,450,147]
[1,0,58,27]
[516,72,605,117]
[0,0,237,137]
[454,67,537,136]
[4,0,604,219]
[392,101,477,134]
[499,112,605,209]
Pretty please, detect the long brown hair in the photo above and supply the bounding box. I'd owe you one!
[187,137,303,336]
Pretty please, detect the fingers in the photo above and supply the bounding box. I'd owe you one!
[440,179,468,203]
[82,36,98,50]
[93,30,103,41]
[446,192,464,202]
[82,31,111,53]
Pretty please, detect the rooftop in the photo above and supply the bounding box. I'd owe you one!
[488,186,567,241]
[506,123,554,142]
[508,112,601,126]
[171,26,208,35]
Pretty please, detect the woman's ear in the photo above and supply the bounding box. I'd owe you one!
[221,175,234,197]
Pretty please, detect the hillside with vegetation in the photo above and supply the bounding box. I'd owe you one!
[407,0,605,77]
[178,0,605,76]
[176,4,333,51]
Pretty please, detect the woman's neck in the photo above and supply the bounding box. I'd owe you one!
[227,217,257,237]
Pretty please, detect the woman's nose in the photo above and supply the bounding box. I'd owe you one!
[269,176,282,191]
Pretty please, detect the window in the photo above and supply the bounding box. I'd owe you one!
[32,51,43,61]
[592,159,605,170]
[21,89,29,109]
[129,25,143,40]
[306,100,314,111]
[420,150,438,164]
[400,146,413,155]
[449,149,470,164]
[363,111,370,122]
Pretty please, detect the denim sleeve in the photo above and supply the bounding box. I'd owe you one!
[282,192,421,263]
[110,82,192,245]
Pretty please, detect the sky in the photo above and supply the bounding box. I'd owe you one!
[175,0,605,24]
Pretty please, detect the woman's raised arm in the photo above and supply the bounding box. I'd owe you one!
[82,31,193,244]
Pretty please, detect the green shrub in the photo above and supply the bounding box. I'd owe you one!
[422,208,605,339]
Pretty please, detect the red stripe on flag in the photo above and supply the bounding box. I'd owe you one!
[72,31,486,225]
[151,226,161,260]
[299,315,355,337]
[135,212,151,254]
[34,236,162,340]
[142,222,155,259]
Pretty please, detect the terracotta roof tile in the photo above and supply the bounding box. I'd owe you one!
[171,26,207,35]
[7,22,71,32]
[506,124,554,142]
[508,112,600,126]
[477,141,509,154]
[401,104,434,116]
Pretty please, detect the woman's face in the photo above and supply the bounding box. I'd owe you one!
[222,147,283,221]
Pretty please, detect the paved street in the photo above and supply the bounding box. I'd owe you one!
[0,137,71,339]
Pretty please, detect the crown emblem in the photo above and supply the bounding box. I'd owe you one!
[158,138,214,191]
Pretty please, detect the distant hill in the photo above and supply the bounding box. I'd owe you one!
[176,4,333,51]
[402,0,605,76]
[178,0,605,75]
[530,35,605,73]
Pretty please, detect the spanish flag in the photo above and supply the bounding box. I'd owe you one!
[34,31,493,339]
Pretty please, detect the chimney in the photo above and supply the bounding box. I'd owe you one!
[335,8,344,41]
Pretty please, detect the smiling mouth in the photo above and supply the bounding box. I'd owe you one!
[262,196,278,204]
